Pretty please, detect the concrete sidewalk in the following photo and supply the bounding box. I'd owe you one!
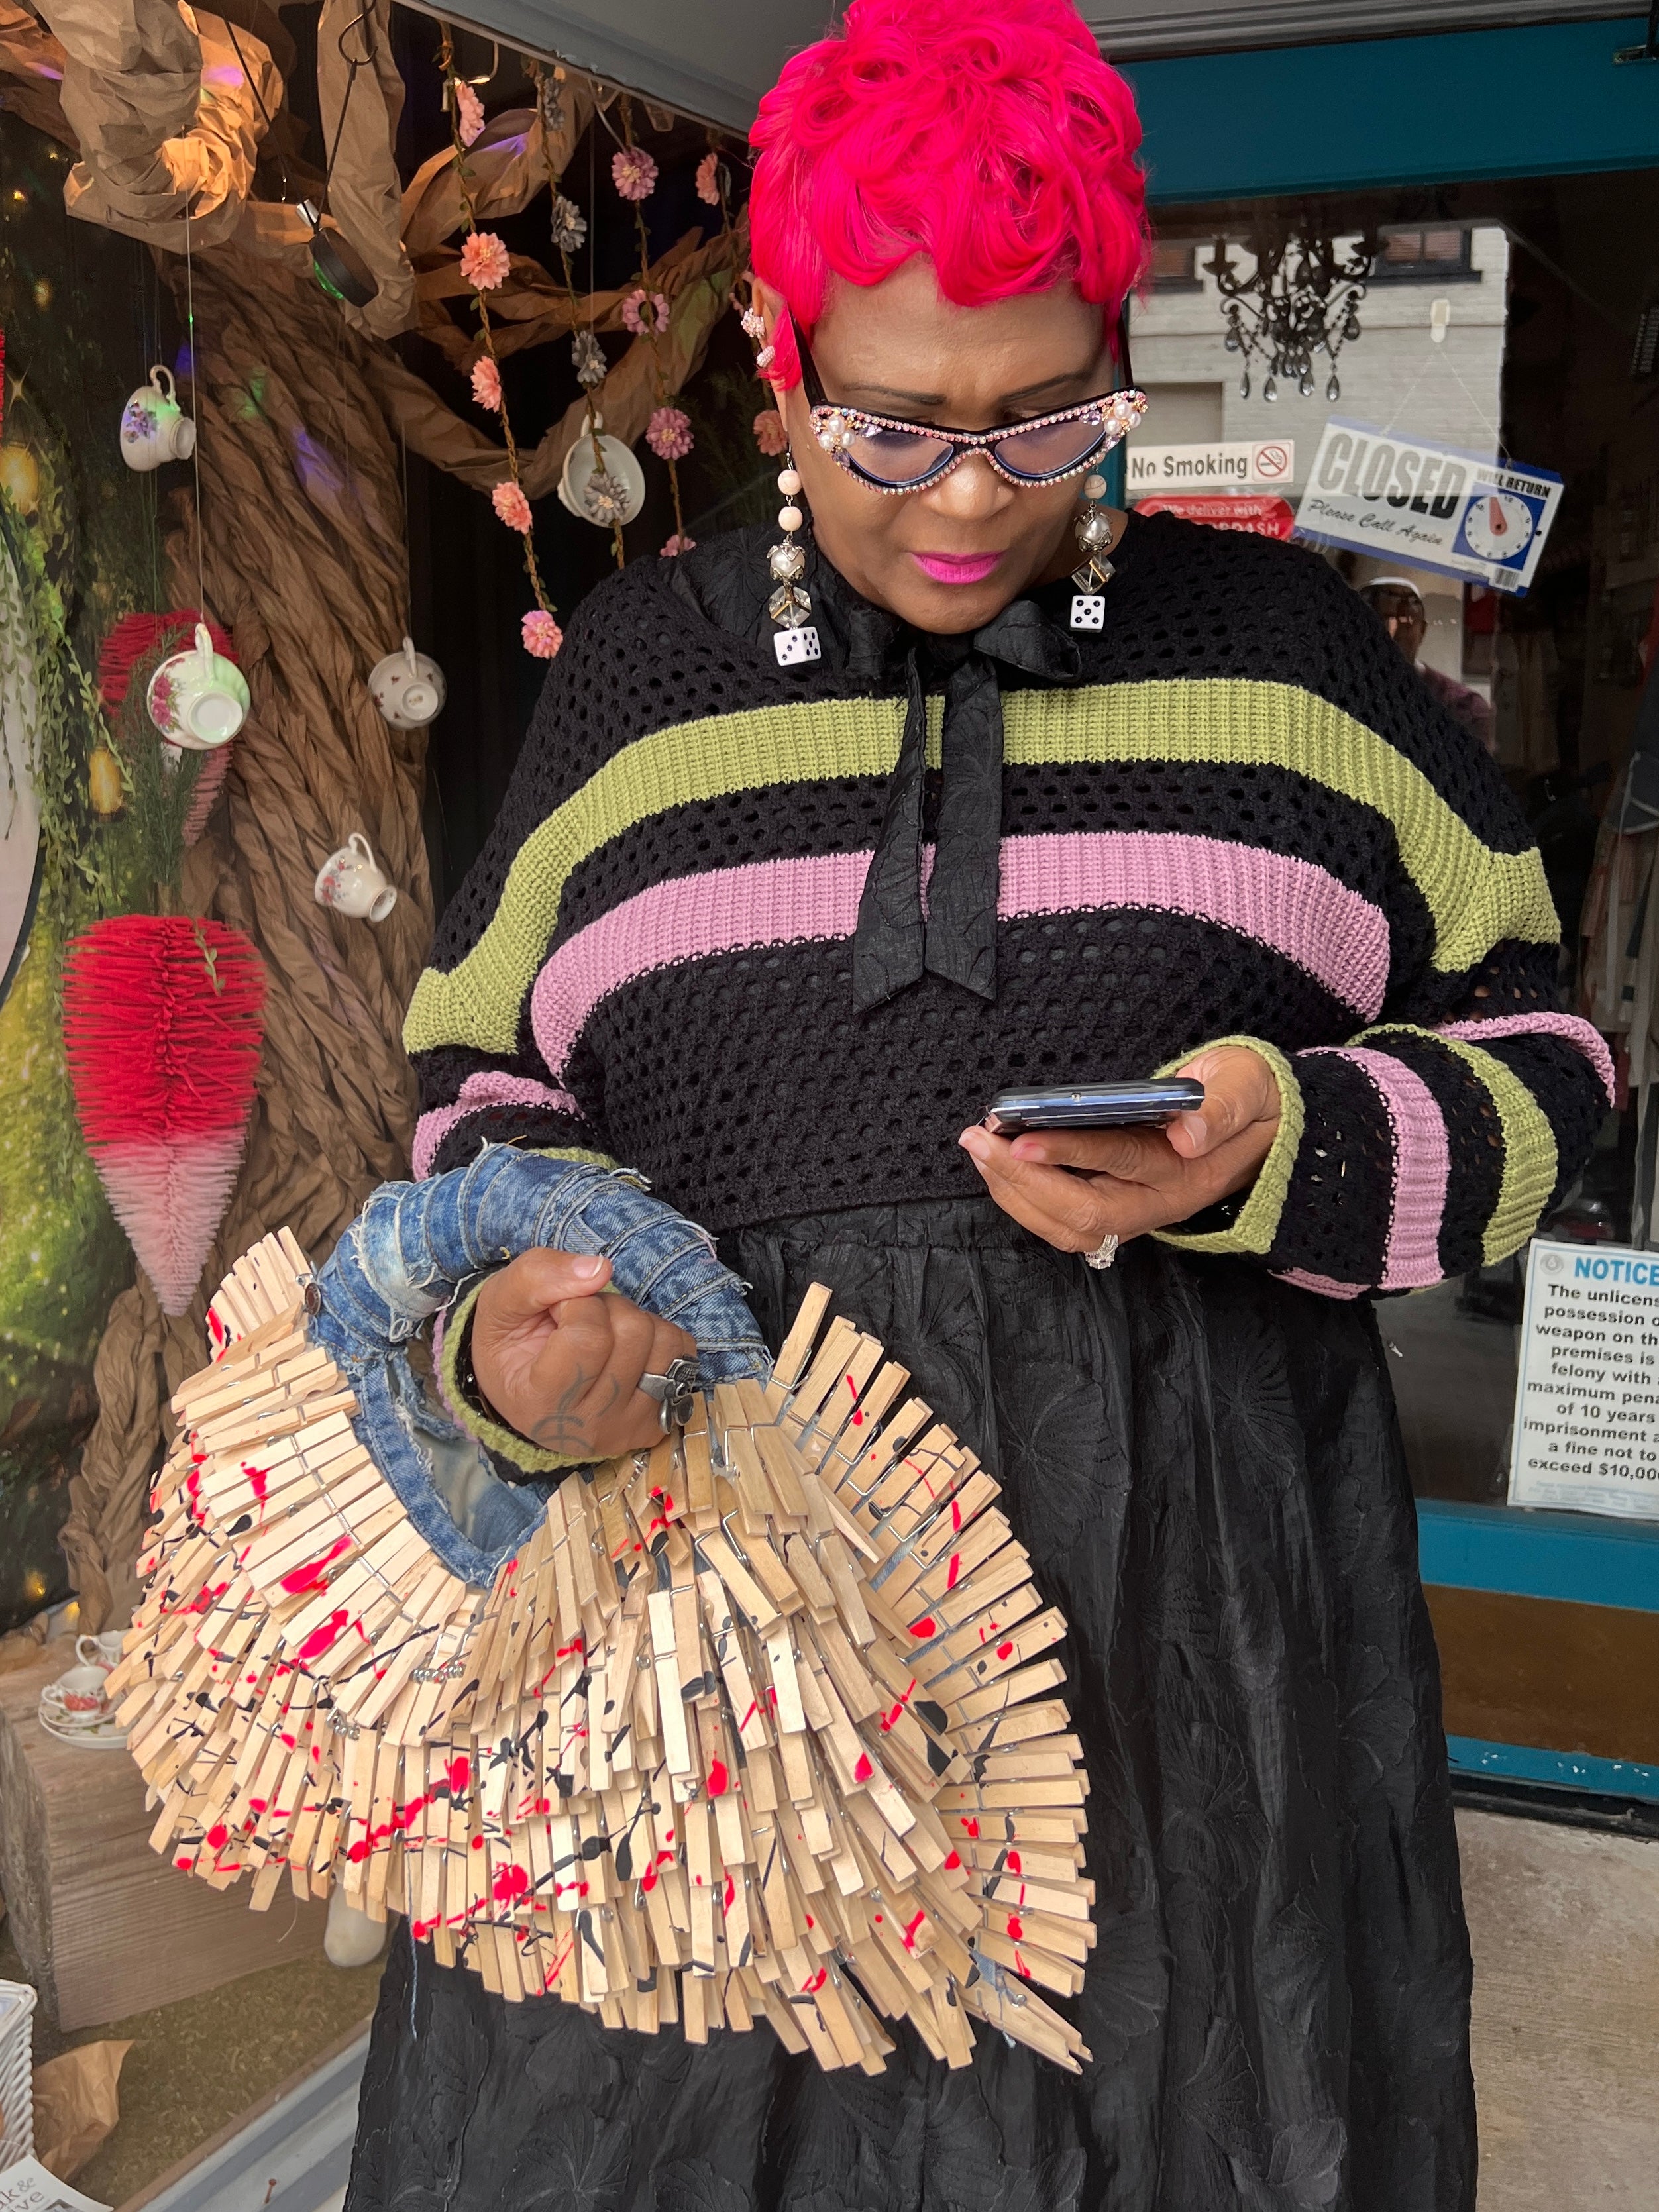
[1462,1807,1659,2207]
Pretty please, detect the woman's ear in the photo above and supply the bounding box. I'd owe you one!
[747,275,786,343]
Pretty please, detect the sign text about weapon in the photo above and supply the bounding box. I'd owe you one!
[1509,1242,1659,1519]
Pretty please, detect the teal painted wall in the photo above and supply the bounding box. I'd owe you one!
[1122,16,1659,204]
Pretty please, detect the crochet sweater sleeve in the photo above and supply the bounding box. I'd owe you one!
[1156,606,1612,1298]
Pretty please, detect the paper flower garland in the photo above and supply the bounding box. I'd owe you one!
[455,81,485,147]
[444,32,561,658]
[612,145,658,202]
[458,231,509,291]
[647,407,694,462]
[622,288,670,337]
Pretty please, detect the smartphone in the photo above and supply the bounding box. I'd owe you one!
[982,1077,1205,1135]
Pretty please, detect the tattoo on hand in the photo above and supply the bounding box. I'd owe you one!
[529,1368,592,1452]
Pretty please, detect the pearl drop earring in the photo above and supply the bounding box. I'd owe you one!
[768,462,820,666]
[1069,471,1114,633]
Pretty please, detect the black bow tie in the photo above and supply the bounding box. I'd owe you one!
[845,598,1085,1014]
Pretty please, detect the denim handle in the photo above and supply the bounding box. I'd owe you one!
[294,1150,769,1589]
[308,1147,769,1381]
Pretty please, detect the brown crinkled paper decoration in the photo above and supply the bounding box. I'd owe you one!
[110,1234,1094,2074]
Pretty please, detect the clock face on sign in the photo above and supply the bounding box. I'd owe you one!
[1461,487,1536,564]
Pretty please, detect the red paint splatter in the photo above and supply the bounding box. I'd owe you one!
[951,1499,963,1532]
[708,1759,729,1797]
[642,1868,659,1892]
[943,1850,961,1871]
[960,1817,981,1838]
[447,1755,471,1794]
[493,1864,529,1903]
[996,1640,1014,1660]
[901,1910,926,1950]
[910,1617,936,1639]
[723,1876,735,1909]
[802,1967,827,1993]
[176,1854,195,1870]
[945,1553,962,1591]
[207,1823,229,1850]
[280,1534,354,1595]
[1006,1850,1022,1874]
[470,1835,484,1850]
[1006,1914,1024,1940]
[853,1752,873,1783]
[297,1608,350,1663]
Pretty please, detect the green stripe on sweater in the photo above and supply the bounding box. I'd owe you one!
[405,679,1558,1057]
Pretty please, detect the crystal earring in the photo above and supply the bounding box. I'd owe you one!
[1069,470,1114,633]
[769,460,820,666]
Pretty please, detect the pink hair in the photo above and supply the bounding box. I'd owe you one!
[748,0,1149,388]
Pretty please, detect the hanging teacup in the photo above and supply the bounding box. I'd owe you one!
[368,636,446,730]
[120,366,197,472]
[146,623,249,749]
[557,411,646,529]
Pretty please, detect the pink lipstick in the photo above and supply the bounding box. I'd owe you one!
[912,550,1004,584]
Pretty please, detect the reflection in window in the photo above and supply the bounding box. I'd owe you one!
[1371,225,1476,280]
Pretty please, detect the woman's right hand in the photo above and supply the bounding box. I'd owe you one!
[468,1250,696,1460]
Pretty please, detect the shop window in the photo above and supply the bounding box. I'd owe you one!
[1148,241,1203,292]
[1369,225,1477,282]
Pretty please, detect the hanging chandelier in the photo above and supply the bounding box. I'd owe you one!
[1204,226,1379,403]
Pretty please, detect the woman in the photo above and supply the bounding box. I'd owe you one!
[347,3,1609,2205]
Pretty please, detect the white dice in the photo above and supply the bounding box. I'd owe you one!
[774,625,822,666]
[1069,594,1106,631]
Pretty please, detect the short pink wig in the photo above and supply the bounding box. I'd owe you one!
[748,0,1149,388]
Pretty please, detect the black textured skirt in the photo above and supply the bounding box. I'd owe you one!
[345,1198,1475,2212]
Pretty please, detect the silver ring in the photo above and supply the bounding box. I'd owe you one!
[637,1355,702,1432]
[1082,1232,1119,1271]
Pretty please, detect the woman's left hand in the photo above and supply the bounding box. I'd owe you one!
[958,1044,1281,1255]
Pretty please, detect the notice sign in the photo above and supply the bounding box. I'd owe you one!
[1126,439,1293,492]
[1509,1239,1659,1519]
[1297,419,1562,594]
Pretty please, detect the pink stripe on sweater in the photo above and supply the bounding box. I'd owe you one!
[1307,1045,1450,1290]
[413,1070,582,1179]
[999,833,1389,1016]
[1275,1268,1367,1301]
[1436,1011,1615,1104]
[529,835,1387,1079]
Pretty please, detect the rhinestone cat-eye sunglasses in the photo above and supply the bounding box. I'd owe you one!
[795,319,1148,493]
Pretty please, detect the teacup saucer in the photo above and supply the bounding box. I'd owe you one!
[37,1699,129,1749]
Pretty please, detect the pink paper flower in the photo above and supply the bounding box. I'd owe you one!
[661,533,696,557]
[695,152,721,207]
[492,480,532,533]
[647,406,694,462]
[611,146,658,203]
[621,288,670,337]
[753,408,788,457]
[522,609,564,658]
[459,230,510,292]
[454,81,485,147]
[470,356,502,412]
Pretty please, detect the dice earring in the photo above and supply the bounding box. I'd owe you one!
[768,457,821,667]
[1069,470,1115,633]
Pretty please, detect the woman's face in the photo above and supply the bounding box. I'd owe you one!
[750,260,1118,635]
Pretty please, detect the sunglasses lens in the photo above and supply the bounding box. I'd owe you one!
[994,409,1111,482]
[845,424,955,486]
